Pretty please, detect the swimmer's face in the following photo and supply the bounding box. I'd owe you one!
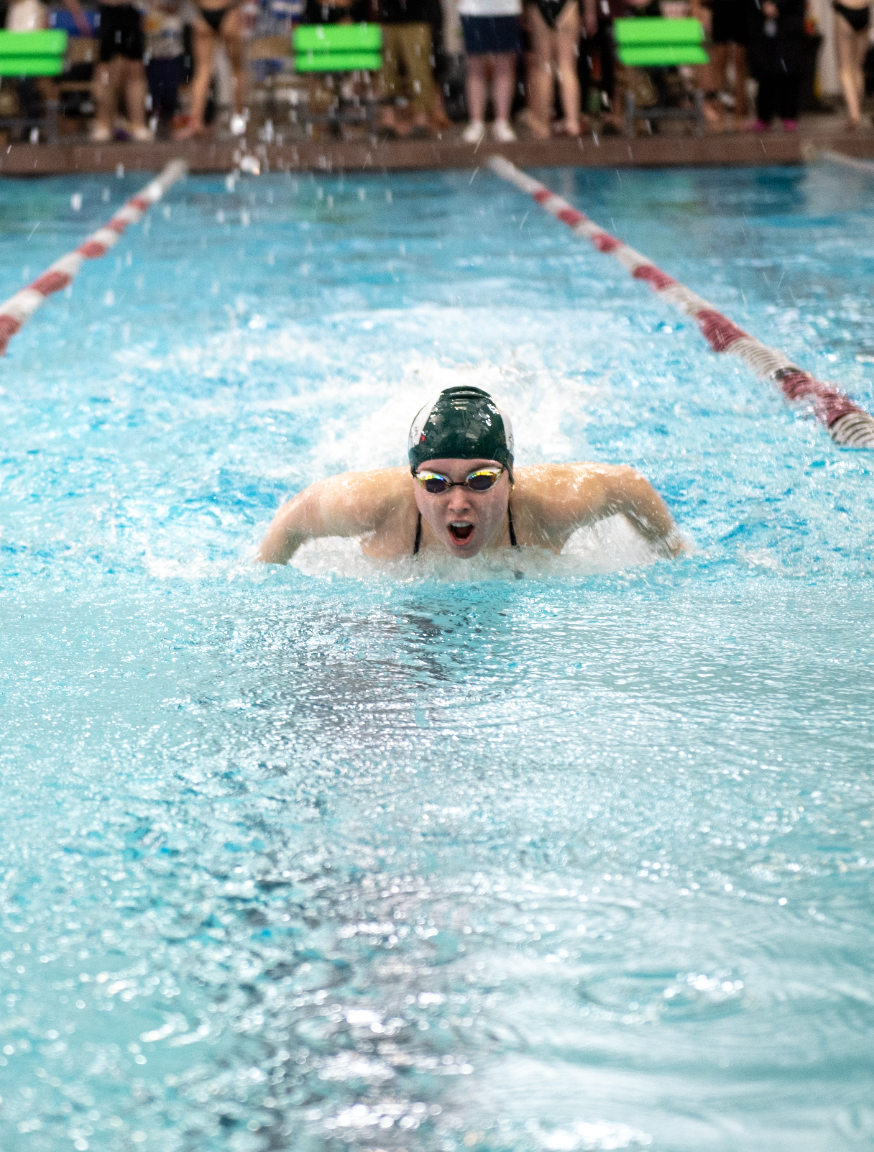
[412,458,511,559]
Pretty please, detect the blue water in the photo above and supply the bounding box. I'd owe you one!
[1,163,873,1152]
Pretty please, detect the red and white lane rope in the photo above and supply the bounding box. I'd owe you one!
[488,156,874,449]
[0,159,187,357]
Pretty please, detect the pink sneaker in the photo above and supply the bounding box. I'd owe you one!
[747,118,769,133]
[782,118,798,132]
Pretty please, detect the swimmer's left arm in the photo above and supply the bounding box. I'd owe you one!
[533,464,687,557]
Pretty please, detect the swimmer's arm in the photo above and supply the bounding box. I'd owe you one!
[536,464,687,557]
[258,470,398,564]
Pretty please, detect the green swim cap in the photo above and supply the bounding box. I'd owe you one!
[408,386,514,476]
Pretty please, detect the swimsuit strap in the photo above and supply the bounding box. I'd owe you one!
[508,502,517,547]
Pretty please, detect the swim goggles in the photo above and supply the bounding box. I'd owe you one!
[413,466,504,495]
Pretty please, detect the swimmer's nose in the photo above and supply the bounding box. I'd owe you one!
[445,488,474,515]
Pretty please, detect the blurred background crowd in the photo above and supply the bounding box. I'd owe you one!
[0,0,872,146]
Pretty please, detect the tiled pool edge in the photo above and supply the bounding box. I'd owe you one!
[2,126,873,176]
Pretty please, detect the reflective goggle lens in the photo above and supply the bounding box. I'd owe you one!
[415,468,503,494]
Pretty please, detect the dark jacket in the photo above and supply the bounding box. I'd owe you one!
[745,0,806,78]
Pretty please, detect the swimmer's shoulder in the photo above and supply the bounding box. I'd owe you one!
[512,462,629,540]
[319,465,415,523]
[513,462,620,506]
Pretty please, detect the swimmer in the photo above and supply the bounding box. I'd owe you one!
[258,386,686,563]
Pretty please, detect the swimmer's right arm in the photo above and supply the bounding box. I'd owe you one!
[257,470,397,564]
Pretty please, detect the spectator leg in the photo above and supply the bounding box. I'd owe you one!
[777,75,800,122]
[380,24,402,130]
[732,44,748,118]
[220,9,247,117]
[834,13,868,126]
[404,23,435,127]
[492,51,516,125]
[122,58,149,131]
[755,75,777,124]
[624,88,635,136]
[178,21,217,135]
[465,53,488,124]
[555,0,583,133]
[527,5,556,138]
[93,58,124,136]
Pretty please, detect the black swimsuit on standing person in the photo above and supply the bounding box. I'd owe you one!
[832,1,870,32]
[197,4,234,32]
[533,0,572,29]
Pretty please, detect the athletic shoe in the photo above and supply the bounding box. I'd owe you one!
[492,119,516,143]
[461,120,486,144]
[89,124,111,143]
[782,118,798,132]
[131,126,154,142]
[230,114,247,136]
[747,118,769,132]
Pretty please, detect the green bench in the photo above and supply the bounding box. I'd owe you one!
[292,23,382,135]
[613,18,708,138]
[0,29,68,142]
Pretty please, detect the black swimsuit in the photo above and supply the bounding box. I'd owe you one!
[833,1,870,30]
[198,4,234,32]
[413,505,518,554]
[531,0,575,28]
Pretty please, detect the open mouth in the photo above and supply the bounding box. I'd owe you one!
[448,522,474,544]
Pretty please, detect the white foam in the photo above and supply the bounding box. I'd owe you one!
[290,515,658,583]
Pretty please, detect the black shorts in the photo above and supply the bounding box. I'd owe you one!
[460,15,521,55]
[99,4,146,63]
[710,1,746,45]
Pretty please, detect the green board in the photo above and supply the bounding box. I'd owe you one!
[618,44,709,65]
[0,56,66,75]
[295,51,382,71]
[293,23,382,52]
[0,30,68,76]
[614,17,704,45]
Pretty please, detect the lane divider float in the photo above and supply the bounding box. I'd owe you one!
[816,148,874,178]
[0,159,187,357]
[488,155,874,449]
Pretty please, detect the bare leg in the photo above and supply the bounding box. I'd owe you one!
[704,41,727,127]
[221,8,246,116]
[93,58,123,135]
[835,13,863,125]
[732,44,748,118]
[527,4,556,137]
[177,20,216,135]
[492,51,516,124]
[465,53,488,123]
[122,58,148,130]
[555,0,582,132]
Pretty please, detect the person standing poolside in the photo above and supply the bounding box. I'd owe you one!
[457,0,522,142]
[831,0,871,129]
[693,0,749,127]
[746,0,805,132]
[259,386,685,564]
[377,0,438,137]
[524,0,587,137]
[174,0,246,139]
[91,0,154,141]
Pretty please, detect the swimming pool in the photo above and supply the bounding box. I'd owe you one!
[1,162,873,1152]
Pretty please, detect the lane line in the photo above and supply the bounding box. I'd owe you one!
[817,148,874,177]
[488,155,874,449]
[0,159,187,357]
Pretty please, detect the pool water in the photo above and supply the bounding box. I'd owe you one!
[1,163,873,1152]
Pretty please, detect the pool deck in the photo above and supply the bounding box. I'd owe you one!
[2,119,874,177]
